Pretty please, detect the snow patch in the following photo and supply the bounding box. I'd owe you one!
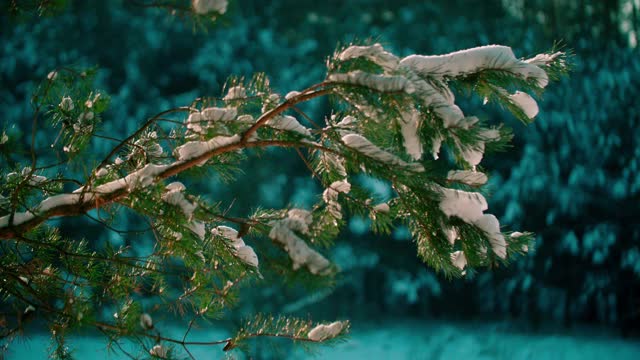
[342,133,424,172]
[285,208,313,234]
[186,107,238,134]
[400,45,549,87]
[373,203,390,213]
[236,114,254,123]
[323,180,351,219]
[223,86,246,101]
[336,115,357,128]
[447,170,488,186]
[474,214,507,259]
[438,187,488,223]
[186,112,204,133]
[328,71,414,94]
[450,250,467,271]
[192,0,227,14]
[175,134,241,166]
[459,141,485,167]
[439,187,508,259]
[444,226,458,245]
[322,152,347,177]
[162,182,196,219]
[525,51,563,67]
[267,115,310,136]
[432,135,443,160]
[399,108,423,160]
[59,96,74,112]
[337,43,399,71]
[269,219,331,275]
[140,313,153,330]
[95,168,108,178]
[149,344,168,359]
[0,162,174,230]
[201,107,237,122]
[285,91,301,100]
[211,225,242,243]
[480,128,501,141]
[211,225,258,267]
[235,245,259,267]
[405,73,465,128]
[308,321,345,341]
[161,182,205,239]
[510,91,539,119]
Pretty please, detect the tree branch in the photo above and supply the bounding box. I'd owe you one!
[0,136,336,240]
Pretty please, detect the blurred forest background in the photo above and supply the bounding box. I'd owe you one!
[1,0,639,357]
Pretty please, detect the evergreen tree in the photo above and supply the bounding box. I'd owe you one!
[0,1,568,358]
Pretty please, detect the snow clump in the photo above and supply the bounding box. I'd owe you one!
[308,321,346,341]
[192,0,227,14]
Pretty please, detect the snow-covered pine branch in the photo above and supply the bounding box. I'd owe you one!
[327,71,415,94]
[269,209,332,275]
[324,42,564,272]
[192,0,228,15]
[1,42,563,273]
[400,45,550,86]
[212,225,259,267]
[328,43,566,165]
[341,133,425,172]
[0,36,565,358]
[266,115,311,136]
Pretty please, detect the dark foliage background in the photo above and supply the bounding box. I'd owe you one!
[1,0,638,340]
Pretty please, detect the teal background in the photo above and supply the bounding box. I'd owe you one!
[1,0,639,358]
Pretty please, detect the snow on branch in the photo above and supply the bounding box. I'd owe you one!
[337,43,399,71]
[0,163,169,230]
[327,71,415,94]
[283,208,314,234]
[341,133,425,172]
[162,182,195,218]
[186,107,239,134]
[508,91,539,119]
[450,251,468,272]
[161,182,206,239]
[400,45,550,87]
[525,51,564,67]
[192,0,228,15]
[268,209,331,275]
[322,180,351,219]
[438,187,488,223]
[437,186,506,259]
[0,40,562,356]
[0,128,250,237]
[0,111,326,239]
[223,85,247,101]
[175,134,241,166]
[399,107,423,160]
[330,44,561,164]
[211,226,259,267]
[266,115,311,136]
[474,214,506,259]
[446,170,488,186]
[307,321,347,341]
[201,107,238,122]
[320,152,347,177]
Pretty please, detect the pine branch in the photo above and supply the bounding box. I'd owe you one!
[0,138,335,239]
[0,36,566,358]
